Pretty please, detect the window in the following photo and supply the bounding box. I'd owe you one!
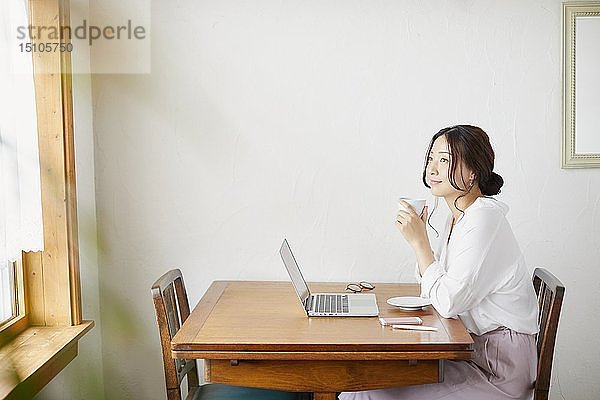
[1,0,89,397]
[0,258,24,328]
[1,0,44,332]
[0,0,82,333]
[0,261,17,326]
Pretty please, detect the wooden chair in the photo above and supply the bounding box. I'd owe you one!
[152,269,305,400]
[532,268,565,400]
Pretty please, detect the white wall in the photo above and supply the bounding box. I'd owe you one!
[89,1,600,399]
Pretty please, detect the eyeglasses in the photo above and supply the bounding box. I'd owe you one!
[345,281,375,293]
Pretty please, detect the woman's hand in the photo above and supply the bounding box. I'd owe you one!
[395,201,429,248]
[396,201,435,274]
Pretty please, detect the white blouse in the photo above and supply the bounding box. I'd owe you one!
[418,197,539,336]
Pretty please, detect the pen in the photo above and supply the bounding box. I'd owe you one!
[391,324,438,332]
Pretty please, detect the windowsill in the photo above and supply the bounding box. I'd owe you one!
[0,320,94,400]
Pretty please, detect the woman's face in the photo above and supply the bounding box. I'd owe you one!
[426,135,472,199]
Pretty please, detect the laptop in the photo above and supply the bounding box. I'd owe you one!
[279,239,379,317]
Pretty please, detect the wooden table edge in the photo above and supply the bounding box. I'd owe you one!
[172,350,473,360]
[172,343,473,352]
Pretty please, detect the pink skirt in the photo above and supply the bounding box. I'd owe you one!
[339,327,537,400]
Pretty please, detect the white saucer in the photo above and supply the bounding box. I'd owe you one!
[387,296,431,311]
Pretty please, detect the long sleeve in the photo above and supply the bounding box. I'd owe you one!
[420,207,507,318]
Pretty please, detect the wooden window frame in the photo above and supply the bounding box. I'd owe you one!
[0,0,93,398]
[0,259,25,337]
[25,0,82,328]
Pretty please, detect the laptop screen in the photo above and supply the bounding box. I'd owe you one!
[279,239,310,307]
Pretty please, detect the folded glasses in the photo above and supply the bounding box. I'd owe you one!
[346,281,375,293]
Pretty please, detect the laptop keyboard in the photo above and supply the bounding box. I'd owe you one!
[314,294,349,314]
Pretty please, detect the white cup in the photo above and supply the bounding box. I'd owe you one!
[397,198,426,216]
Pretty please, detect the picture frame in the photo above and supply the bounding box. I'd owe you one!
[562,2,600,168]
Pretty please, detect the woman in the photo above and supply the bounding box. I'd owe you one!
[341,125,539,400]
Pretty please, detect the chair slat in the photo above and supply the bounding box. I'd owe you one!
[537,287,552,355]
[163,283,181,338]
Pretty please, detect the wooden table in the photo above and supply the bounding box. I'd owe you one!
[172,281,473,400]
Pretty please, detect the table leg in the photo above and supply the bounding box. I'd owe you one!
[314,392,337,400]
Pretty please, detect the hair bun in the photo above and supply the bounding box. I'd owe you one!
[482,172,504,195]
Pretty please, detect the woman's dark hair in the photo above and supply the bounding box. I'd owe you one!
[421,125,504,197]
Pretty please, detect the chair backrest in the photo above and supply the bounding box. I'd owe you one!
[152,269,200,400]
[532,268,565,400]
